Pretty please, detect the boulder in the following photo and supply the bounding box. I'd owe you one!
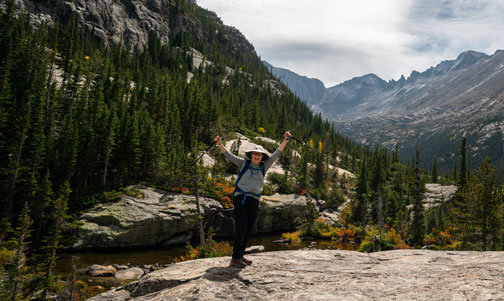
[87,265,117,277]
[73,187,222,250]
[113,264,129,270]
[90,249,504,300]
[256,194,308,233]
[244,245,265,254]
[115,267,144,281]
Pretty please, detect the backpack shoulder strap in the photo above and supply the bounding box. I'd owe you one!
[235,160,251,186]
[260,162,265,177]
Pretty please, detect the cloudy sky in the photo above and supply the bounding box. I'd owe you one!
[197,0,504,87]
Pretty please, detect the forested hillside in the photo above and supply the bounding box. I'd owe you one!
[0,0,362,235]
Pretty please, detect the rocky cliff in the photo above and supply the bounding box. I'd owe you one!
[13,0,256,58]
[90,249,504,300]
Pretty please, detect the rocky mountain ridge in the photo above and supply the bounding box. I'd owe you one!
[263,61,326,106]
[268,50,504,177]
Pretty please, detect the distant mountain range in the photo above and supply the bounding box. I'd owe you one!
[265,50,504,179]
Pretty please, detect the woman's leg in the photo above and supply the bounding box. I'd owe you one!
[232,195,248,259]
[240,197,259,256]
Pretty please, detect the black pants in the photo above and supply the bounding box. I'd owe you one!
[232,194,259,259]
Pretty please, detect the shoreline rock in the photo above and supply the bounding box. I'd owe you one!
[90,249,504,300]
[72,188,309,250]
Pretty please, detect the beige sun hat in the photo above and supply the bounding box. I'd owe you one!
[245,144,270,161]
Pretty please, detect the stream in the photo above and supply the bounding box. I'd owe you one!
[55,234,358,288]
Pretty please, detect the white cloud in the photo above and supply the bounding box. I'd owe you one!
[197,0,504,87]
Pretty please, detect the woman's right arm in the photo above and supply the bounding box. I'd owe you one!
[214,135,228,154]
[214,135,244,167]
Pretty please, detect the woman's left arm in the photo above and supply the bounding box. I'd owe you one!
[264,131,292,171]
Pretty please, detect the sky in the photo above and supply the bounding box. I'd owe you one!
[197,0,504,87]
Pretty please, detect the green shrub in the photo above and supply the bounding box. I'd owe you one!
[74,190,123,212]
[121,187,144,198]
[326,188,345,210]
[267,172,296,194]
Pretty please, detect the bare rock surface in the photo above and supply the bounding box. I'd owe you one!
[87,265,117,277]
[423,184,457,209]
[90,249,504,300]
[407,184,458,211]
[114,267,145,281]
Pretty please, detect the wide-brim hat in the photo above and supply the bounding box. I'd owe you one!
[245,144,270,161]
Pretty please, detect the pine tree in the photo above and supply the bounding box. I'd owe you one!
[409,149,425,246]
[352,160,368,226]
[2,202,32,301]
[431,159,438,183]
[37,181,71,299]
[458,137,467,190]
[451,158,501,250]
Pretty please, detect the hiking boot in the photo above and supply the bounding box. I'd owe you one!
[241,257,253,265]
[229,258,246,268]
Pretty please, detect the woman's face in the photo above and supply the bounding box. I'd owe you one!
[251,152,264,164]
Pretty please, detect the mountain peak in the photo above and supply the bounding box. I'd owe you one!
[341,73,386,88]
[452,50,488,70]
[264,61,326,105]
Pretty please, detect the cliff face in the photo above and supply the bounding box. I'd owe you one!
[16,0,174,46]
[90,249,504,300]
[13,0,256,59]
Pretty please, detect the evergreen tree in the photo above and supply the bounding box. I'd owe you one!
[431,159,438,183]
[352,160,368,226]
[1,202,32,301]
[37,182,71,299]
[409,149,425,246]
[450,158,502,250]
[459,137,467,190]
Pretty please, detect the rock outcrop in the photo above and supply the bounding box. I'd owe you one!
[17,0,174,46]
[422,183,457,209]
[257,194,308,233]
[72,187,309,250]
[90,249,504,300]
[72,187,223,249]
[406,184,457,211]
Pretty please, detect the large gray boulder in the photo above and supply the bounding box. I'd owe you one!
[73,187,223,249]
[256,194,308,233]
[90,249,504,300]
[115,267,145,281]
[87,265,117,277]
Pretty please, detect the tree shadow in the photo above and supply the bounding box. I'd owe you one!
[204,266,252,285]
